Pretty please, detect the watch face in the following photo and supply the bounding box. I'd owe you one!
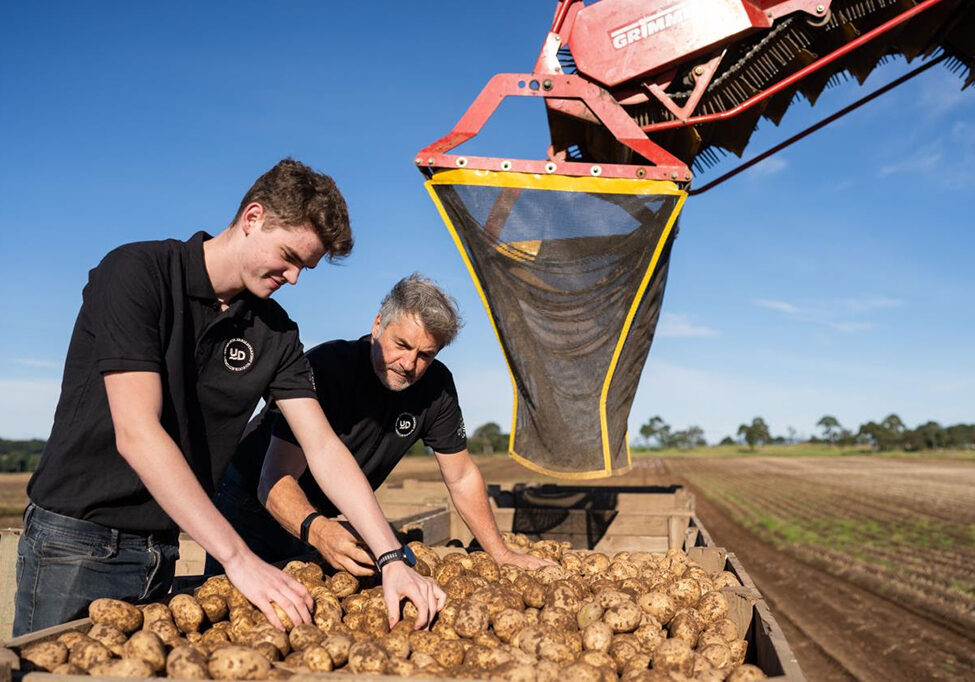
[402,544,417,567]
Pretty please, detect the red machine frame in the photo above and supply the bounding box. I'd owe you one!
[417,0,951,182]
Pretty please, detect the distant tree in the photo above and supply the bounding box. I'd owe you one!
[718,436,735,446]
[737,417,771,451]
[915,421,946,450]
[881,413,905,433]
[945,423,975,449]
[858,421,897,451]
[639,416,671,449]
[817,415,841,444]
[669,425,707,449]
[786,426,798,444]
[469,422,508,454]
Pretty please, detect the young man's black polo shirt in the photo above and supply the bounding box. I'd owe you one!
[231,336,467,517]
[28,232,317,532]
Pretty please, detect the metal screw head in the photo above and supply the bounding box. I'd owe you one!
[500,160,512,171]
[590,165,602,176]
[636,168,646,178]
[542,79,553,91]
[693,66,704,76]
[685,173,692,181]
[545,162,557,173]
[415,158,423,165]
[427,158,435,165]
[554,34,561,42]
[670,172,678,180]
[816,3,825,12]
[457,157,467,167]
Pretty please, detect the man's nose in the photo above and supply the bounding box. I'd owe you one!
[285,266,300,285]
[401,352,417,372]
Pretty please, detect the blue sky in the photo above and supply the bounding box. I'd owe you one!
[2,2,973,445]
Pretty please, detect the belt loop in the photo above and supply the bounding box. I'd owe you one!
[109,528,120,552]
[22,501,36,526]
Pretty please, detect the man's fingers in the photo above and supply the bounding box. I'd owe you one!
[348,545,374,566]
[384,592,401,629]
[258,599,285,631]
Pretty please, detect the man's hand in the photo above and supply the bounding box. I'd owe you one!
[310,518,376,577]
[495,548,557,571]
[222,549,313,631]
[381,563,446,630]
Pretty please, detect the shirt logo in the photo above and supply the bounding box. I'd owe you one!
[224,338,254,372]
[394,412,417,438]
[457,417,466,439]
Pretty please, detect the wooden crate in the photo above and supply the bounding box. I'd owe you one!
[1,482,804,681]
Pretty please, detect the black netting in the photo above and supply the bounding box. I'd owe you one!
[430,173,683,476]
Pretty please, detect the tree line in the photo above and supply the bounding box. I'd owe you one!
[0,438,45,472]
[638,414,975,452]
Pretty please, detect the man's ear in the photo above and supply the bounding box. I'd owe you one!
[371,314,382,339]
[240,202,266,236]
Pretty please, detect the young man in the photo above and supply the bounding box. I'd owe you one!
[16,160,443,636]
[208,274,552,575]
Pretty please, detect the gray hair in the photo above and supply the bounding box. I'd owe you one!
[378,273,463,349]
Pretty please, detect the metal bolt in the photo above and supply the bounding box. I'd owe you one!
[636,168,646,178]
[500,160,512,171]
[415,158,423,165]
[693,66,704,76]
[545,162,557,173]
[767,11,773,18]
[554,35,561,42]
[685,173,692,181]
[542,79,553,91]
[427,158,435,165]
[816,3,825,12]
[670,172,678,180]
[457,157,467,167]
[590,165,602,176]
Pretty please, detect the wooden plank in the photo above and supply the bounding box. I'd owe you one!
[175,534,205,577]
[668,515,690,550]
[593,535,670,553]
[597,514,672,537]
[685,546,728,574]
[0,530,21,642]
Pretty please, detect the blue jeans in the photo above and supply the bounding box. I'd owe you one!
[204,464,312,576]
[14,502,179,636]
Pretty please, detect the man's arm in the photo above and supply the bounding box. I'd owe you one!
[103,371,312,630]
[258,440,375,577]
[435,449,555,570]
[273,397,446,628]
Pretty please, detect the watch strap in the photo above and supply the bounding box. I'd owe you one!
[299,511,323,544]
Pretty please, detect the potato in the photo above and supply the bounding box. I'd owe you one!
[302,645,334,672]
[348,641,388,674]
[409,630,441,654]
[707,617,739,643]
[608,637,641,673]
[199,595,229,624]
[19,640,68,671]
[577,600,604,629]
[622,652,652,676]
[637,590,676,625]
[491,660,537,682]
[666,578,702,608]
[539,606,575,631]
[287,623,323,652]
[433,638,466,667]
[89,657,154,677]
[87,622,127,656]
[473,553,501,581]
[124,630,167,671]
[454,600,490,638]
[578,650,617,671]
[520,578,546,609]
[726,663,767,680]
[699,642,733,669]
[147,614,182,647]
[729,639,748,665]
[582,621,613,652]
[607,560,639,581]
[141,602,174,625]
[322,632,352,667]
[90,598,143,633]
[409,650,438,669]
[386,657,416,676]
[668,610,701,647]
[581,553,611,578]
[57,631,87,650]
[560,662,609,682]
[632,623,664,653]
[329,571,359,598]
[380,632,411,660]
[536,659,561,682]
[464,643,511,669]
[533,564,567,585]
[69,638,113,670]
[651,637,693,676]
[513,625,545,656]
[697,591,730,626]
[248,626,291,657]
[208,645,272,680]
[544,582,581,612]
[603,600,642,633]
[312,595,343,632]
[166,645,210,679]
[492,607,527,644]
[712,571,741,589]
[537,639,573,665]
[594,589,630,610]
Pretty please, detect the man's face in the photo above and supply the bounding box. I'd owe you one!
[370,313,439,391]
[240,218,325,299]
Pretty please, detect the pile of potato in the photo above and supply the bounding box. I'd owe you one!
[16,536,767,681]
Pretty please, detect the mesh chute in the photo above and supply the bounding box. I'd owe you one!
[426,170,686,478]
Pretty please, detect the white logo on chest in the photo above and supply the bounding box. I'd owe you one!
[224,338,254,372]
[394,412,417,438]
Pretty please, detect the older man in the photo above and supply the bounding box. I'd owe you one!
[209,274,549,575]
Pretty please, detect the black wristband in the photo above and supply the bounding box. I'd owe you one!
[299,511,323,544]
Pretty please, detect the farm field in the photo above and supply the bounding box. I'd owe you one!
[3,453,975,679]
[0,473,28,529]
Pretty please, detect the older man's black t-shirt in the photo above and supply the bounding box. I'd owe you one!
[231,336,467,516]
[27,232,317,532]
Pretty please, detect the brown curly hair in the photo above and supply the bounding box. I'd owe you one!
[233,158,353,260]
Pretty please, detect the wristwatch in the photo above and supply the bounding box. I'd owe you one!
[376,544,417,570]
